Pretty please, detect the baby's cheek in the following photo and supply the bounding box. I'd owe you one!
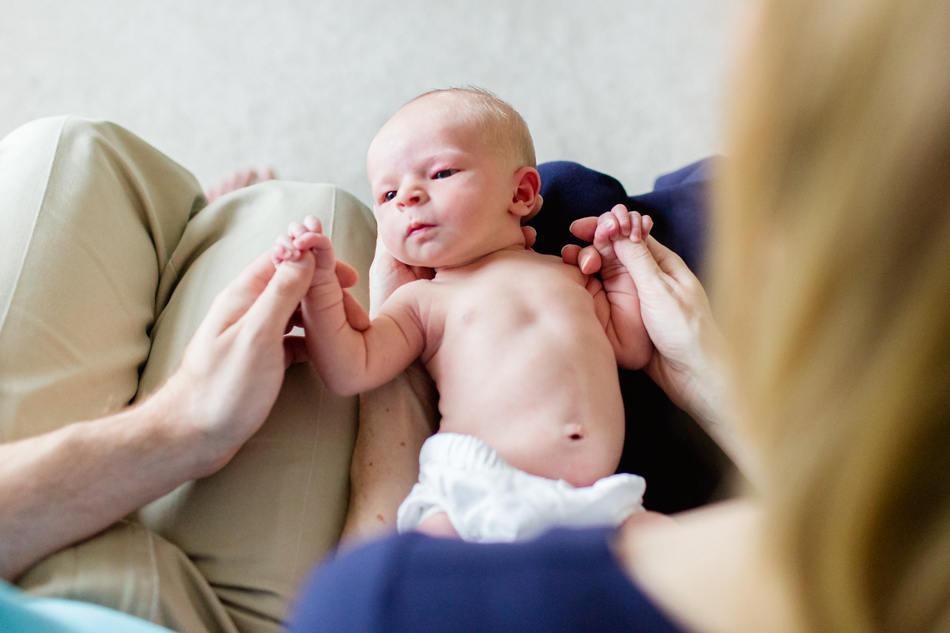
[380,230,408,260]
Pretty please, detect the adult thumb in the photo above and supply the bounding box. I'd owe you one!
[244,253,316,338]
[612,234,667,294]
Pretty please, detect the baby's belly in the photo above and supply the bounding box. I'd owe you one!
[434,325,626,488]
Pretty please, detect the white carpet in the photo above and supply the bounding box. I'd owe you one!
[1,0,741,206]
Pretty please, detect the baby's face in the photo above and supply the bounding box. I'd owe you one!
[367,95,521,269]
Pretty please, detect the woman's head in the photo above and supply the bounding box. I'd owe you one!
[713,1,950,631]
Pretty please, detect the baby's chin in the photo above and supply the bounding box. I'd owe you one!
[389,240,501,270]
[396,254,460,269]
[389,245,464,270]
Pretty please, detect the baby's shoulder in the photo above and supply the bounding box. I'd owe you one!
[494,248,578,274]
[521,249,587,284]
[380,277,435,314]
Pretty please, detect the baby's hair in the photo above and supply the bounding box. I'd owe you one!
[410,87,537,169]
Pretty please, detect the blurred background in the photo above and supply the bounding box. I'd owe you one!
[0,0,741,207]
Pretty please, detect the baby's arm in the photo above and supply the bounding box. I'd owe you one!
[273,218,426,397]
[586,205,654,370]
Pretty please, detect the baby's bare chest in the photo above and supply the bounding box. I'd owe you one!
[420,255,598,359]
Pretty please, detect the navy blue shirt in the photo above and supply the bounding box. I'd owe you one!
[289,527,687,633]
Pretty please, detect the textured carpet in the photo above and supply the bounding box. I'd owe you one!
[1,0,741,206]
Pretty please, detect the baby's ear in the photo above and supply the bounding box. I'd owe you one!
[510,167,541,219]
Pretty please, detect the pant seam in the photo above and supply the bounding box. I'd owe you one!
[143,525,162,623]
[0,116,68,337]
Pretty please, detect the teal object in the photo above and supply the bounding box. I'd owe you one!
[0,581,172,633]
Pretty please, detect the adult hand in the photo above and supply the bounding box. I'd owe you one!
[368,232,435,318]
[564,210,750,475]
[280,216,369,334]
[159,251,319,475]
[0,250,324,580]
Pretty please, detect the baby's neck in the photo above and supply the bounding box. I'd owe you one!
[432,244,528,276]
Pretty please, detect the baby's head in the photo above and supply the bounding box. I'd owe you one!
[367,88,540,269]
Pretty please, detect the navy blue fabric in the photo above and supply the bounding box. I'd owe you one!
[289,528,687,633]
[530,160,728,514]
[532,159,715,278]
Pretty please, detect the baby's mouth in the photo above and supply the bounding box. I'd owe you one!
[406,222,435,237]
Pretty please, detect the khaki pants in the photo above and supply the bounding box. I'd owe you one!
[0,117,376,633]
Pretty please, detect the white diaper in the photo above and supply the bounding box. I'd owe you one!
[396,432,646,543]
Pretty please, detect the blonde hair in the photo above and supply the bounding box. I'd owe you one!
[411,87,537,169]
[714,1,950,632]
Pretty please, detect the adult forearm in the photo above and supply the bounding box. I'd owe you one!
[0,388,208,580]
[656,329,761,486]
[340,362,438,547]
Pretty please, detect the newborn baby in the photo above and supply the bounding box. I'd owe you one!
[273,88,656,542]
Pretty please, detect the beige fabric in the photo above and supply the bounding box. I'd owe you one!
[0,116,377,632]
[18,522,239,633]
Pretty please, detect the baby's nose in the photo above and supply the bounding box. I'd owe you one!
[398,188,426,207]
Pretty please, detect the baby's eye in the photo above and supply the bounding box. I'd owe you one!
[383,191,397,202]
[433,169,457,179]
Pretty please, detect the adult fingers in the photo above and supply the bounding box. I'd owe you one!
[561,244,581,266]
[202,253,279,335]
[284,335,310,368]
[569,216,598,242]
[409,265,435,281]
[242,252,317,339]
[611,232,669,296]
[342,290,371,331]
[523,193,543,223]
[573,244,602,275]
[642,235,693,283]
[284,307,303,334]
[521,225,537,249]
[373,229,391,260]
[335,260,360,289]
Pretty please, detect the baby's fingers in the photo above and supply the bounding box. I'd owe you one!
[275,233,300,259]
[303,215,322,232]
[292,232,323,251]
[288,216,322,239]
[271,243,292,267]
[609,204,632,237]
[288,221,307,239]
[288,232,335,271]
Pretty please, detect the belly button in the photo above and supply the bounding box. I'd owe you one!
[566,423,585,441]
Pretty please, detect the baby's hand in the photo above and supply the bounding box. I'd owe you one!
[271,215,336,271]
[273,216,370,332]
[588,204,654,369]
[592,204,653,281]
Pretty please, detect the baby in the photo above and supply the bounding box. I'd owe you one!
[274,88,655,542]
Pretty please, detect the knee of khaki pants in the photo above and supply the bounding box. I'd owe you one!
[136,182,377,632]
[2,116,379,632]
[17,521,239,633]
[0,115,203,441]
